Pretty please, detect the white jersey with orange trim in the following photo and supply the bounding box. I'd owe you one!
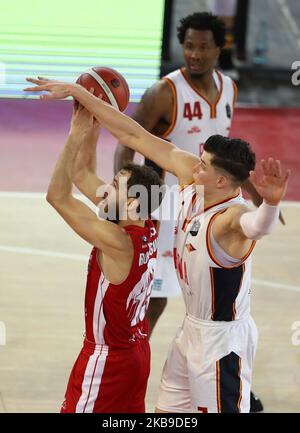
[151,68,237,298]
[173,184,255,321]
[156,184,258,413]
[163,68,236,155]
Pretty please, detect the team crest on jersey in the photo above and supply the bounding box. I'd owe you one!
[226,103,232,119]
[190,220,200,236]
[150,227,156,237]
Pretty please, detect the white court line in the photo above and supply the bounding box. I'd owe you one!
[0,191,98,212]
[1,192,299,293]
[0,245,299,294]
[252,278,300,294]
[0,245,88,261]
[0,192,84,200]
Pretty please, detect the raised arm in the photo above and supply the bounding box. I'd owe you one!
[218,158,290,241]
[45,105,131,254]
[242,177,286,225]
[70,105,106,206]
[113,80,173,174]
[25,78,199,186]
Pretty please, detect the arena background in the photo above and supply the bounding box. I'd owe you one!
[0,0,300,413]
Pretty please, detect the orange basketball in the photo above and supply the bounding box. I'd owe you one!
[76,66,130,112]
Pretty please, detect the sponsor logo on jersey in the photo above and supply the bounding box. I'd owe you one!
[190,220,200,236]
[139,239,158,266]
[150,227,157,237]
[226,103,232,119]
[142,235,148,243]
[162,250,173,258]
[187,125,201,134]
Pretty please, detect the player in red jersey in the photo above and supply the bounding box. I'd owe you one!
[36,102,162,412]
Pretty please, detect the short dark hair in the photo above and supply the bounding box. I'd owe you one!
[203,135,256,183]
[122,163,165,217]
[177,12,226,47]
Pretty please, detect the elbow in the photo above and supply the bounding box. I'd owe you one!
[243,228,272,241]
[248,231,264,241]
[46,190,63,208]
[46,191,56,206]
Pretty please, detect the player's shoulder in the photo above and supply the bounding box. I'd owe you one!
[141,78,172,103]
[219,203,250,232]
[211,203,249,239]
[162,68,181,81]
[216,69,238,91]
[226,202,250,216]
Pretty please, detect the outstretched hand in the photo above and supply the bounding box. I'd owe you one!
[249,158,290,206]
[24,76,74,100]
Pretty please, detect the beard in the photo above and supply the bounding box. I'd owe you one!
[189,71,205,78]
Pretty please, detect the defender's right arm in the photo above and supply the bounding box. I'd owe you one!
[113,80,172,174]
[25,78,199,185]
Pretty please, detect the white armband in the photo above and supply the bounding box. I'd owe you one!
[240,201,280,240]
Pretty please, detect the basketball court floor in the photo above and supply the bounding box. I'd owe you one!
[0,101,299,412]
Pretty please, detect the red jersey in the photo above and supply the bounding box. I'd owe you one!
[84,220,158,348]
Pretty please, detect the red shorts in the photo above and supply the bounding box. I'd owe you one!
[61,339,150,413]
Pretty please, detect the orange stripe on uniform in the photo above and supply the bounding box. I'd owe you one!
[206,210,256,270]
[237,357,243,412]
[232,80,238,109]
[182,192,197,232]
[210,267,215,320]
[211,71,223,119]
[216,360,221,413]
[180,68,223,119]
[161,78,177,138]
[179,181,195,193]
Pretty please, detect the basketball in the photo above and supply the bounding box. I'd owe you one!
[76,67,130,112]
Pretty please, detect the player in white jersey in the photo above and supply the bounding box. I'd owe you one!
[25,73,290,413]
[114,12,262,339]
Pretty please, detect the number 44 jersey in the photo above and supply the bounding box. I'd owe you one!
[150,68,237,298]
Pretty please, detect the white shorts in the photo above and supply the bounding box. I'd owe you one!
[156,314,258,413]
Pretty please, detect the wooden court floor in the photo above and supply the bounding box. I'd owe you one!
[0,195,299,413]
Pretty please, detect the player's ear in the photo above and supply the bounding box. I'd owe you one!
[127,198,140,220]
[216,174,227,189]
[215,46,221,60]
